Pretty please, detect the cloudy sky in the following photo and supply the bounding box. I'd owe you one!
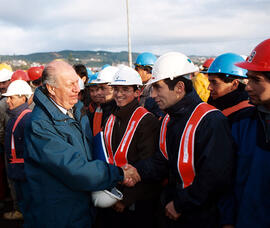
[0,0,269,56]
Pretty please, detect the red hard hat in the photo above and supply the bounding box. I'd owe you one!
[235,38,270,71]
[11,70,30,82]
[203,58,215,68]
[27,66,43,81]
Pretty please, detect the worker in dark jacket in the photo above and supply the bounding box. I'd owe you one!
[220,38,270,228]
[99,66,160,228]
[22,60,140,228]
[0,67,13,211]
[133,52,235,228]
[2,80,32,220]
[207,53,253,124]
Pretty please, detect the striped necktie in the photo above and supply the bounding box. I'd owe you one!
[67,109,74,119]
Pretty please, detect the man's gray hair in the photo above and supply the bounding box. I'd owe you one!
[41,66,58,89]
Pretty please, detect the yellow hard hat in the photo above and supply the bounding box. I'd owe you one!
[0,63,12,71]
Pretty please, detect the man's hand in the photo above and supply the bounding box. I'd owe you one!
[121,164,141,187]
[165,201,181,221]
[112,201,125,213]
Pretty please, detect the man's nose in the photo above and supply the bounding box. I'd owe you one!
[245,82,251,92]
[6,97,11,104]
[207,83,213,91]
[75,83,80,93]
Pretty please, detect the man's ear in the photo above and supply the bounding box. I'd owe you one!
[82,76,87,83]
[134,88,141,98]
[174,81,185,95]
[231,79,240,90]
[46,84,55,96]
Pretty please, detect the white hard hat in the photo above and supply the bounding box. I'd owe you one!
[0,68,13,82]
[148,52,199,84]
[2,80,33,97]
[110,65,142,86]
[91,66,118,84]
[91,187,123,208]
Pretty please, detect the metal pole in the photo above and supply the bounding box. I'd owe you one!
[126,0,132,67]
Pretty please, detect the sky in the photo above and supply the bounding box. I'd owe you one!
[0,0,269,57]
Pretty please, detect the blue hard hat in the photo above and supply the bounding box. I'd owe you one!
[101,64,111,70]
[207,53,247,78]
[87,72,99,85]
[135,52,157,66]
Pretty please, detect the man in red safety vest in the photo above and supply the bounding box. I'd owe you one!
[132,52,236,228]
[2,80,33,220]
[97,65,160,228]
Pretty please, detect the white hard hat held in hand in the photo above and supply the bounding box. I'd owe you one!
[91,187,123,208]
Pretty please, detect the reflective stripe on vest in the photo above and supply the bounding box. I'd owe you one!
[93,106,103,136]
[178,102,217,188]
[104,107,149,167]
[10,109,32,164]
[221,100,253,117]
[159,114,170,160]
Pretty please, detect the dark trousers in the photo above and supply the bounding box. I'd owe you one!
[94,199,159,228]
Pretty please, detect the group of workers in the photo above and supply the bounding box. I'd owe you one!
[0,38,269,228]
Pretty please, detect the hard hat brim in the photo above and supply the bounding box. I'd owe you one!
[2,92,33,97]
[91,187,123,208]
[110,82,143,86]
[235,61,270,72]
[91,80,110,84]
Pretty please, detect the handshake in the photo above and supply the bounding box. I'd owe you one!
[121,164,141,187]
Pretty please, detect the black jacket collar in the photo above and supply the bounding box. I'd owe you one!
[113,99,139,120]
[208,83,249,110]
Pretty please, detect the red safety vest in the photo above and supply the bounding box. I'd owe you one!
[104,107,149,167]
[10,109,32,164]
[222,100,253,117]
[159,102,218,188]
[93,106,102,136]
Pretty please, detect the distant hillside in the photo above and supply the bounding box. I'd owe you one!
[0,50,211,70]
[0,50,141,68]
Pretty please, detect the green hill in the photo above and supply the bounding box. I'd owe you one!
[0,50,141,68]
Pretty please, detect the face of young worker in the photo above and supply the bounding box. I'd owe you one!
[207,74,236,100]
[6,95,26,110]
[245,71,270,110]
[151,80,183,110]
[113,85,140,107]
[135,65,151,84]
[89,84,113,105]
